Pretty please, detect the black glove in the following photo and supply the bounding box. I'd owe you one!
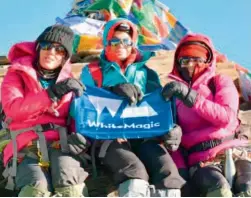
[47,78,86,101]
[161,124,182,151]
[105,83,143,105]
[162,81,197,107]
[67,133,90,156]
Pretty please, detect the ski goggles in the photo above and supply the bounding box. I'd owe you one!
[108,38,133,47]
[178,57,206,67]
[39,42,66,55]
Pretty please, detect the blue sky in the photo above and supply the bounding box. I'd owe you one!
[0,0,250,69]
[164,0,251,69]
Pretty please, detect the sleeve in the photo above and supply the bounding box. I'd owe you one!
[69,99,76,119]
[80,65,96,86]
[193,75,239,127]
[1,70,52,121]
[145,66,162,93]
[68,117,76,133]
[70,65,96,119]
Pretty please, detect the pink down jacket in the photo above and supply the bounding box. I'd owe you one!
[169,34,248,167]
[1,42,74,166]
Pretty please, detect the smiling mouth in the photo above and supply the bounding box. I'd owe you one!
[45,57,55,62]
[116,50,125,54]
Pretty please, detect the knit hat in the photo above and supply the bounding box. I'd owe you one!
[36,24,74,58]
[177,42,211,63]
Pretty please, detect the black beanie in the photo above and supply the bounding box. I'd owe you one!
[36,24,74,58]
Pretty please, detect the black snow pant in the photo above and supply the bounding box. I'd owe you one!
[187,160,251,196]
[101,139,186,190]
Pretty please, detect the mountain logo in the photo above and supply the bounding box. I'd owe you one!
[88,95,122,117]
[120,101,158,118]
[88,96,158,119]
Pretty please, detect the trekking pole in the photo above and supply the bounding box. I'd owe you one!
[224,148,236,188]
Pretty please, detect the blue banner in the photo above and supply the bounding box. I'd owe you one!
[72,86,175,139]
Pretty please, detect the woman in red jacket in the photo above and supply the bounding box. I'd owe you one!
[1,25,88,197]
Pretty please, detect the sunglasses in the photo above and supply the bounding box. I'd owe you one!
[108,38,133,47]
[178,57,206,66]
[39,42,66,54]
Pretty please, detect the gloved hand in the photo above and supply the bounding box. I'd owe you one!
[105,83,143,105]
[67,133,90,156]
[161,124,182,151]
[47,78,86,102]
[162,81,197,107]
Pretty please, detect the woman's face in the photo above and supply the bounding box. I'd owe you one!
[109,31,133,61]
[39,42,66,70]
[178,56,206,77]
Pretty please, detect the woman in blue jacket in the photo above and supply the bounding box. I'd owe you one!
[79,18,185,197]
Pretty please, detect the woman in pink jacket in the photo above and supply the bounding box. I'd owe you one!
[161,33,251,197]
[1,25,89,197]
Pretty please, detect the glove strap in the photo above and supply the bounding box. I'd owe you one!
[184,87,192,100]
[47,88,59,102]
